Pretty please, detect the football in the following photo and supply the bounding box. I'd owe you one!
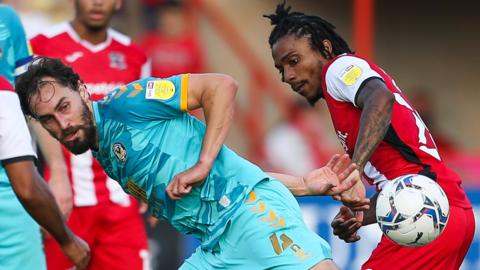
[376,174,450,247]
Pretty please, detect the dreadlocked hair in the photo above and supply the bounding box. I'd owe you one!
[264,1,353,58]
[15,57,81,118]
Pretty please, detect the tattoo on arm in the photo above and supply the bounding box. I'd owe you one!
[352,80,394,170]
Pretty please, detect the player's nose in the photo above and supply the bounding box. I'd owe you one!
[56,114,71,130]
[284,68,296,84]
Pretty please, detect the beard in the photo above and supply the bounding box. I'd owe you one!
[84,22,107,33]
[56,100,96,155]
[306,89,323,106]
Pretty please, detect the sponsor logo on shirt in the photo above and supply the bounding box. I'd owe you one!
[112,142,127,162]
[145,80,175,100]
[86,82,123,95]
[65,51,83,63]
[109,51,127,70]
[336,130,349,152]
[339,65,363,86]
[126,179,147,202]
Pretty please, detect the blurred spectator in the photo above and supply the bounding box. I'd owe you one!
[139,1,206,78]
[265,101,341,176]
[139,0,167,30]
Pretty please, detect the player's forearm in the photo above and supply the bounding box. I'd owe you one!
[5,161,74,246]
[198,75,238,165]
[352,86,394,169]
[267,172,308,196]
[362,192,379,226]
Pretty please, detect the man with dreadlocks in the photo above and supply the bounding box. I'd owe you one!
[265,2,474,270]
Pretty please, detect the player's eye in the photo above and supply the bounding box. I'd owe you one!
[288,56,299,66]
[59,102,70,113]
[39,115,54,125]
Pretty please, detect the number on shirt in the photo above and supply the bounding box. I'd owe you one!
[393,93,441,160]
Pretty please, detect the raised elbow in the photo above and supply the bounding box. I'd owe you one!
[221,75,239,96]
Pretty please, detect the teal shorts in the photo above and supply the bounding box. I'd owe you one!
[0,183,46,270]
[180,179,332,269]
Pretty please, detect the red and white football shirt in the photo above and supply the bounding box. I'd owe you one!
[321,54,471,209]
[30,23,151,207]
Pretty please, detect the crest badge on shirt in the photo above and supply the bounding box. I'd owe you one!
[109,52,127,70]
[145,80,175,100]
[112,142,127,163]
[338,65,363,86]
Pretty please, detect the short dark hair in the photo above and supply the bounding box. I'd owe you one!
[15,57,81,118]
[264,1,353,59]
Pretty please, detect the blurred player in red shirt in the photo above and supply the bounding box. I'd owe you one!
[30,0,149,269]
[140,1,205,78]
[265,3,474,270]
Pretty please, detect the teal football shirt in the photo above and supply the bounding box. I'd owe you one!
[0,4,33,84]
[92,74,270,250]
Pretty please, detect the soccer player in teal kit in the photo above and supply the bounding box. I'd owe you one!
[16,57,363,270]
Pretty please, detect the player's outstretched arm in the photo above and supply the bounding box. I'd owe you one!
[5,160,90,269]
[268,154,359,196]
[166,74,238,200]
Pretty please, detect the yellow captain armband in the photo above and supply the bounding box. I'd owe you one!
[180,74,189,112]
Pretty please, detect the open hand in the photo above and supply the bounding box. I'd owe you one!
[304,154,358,196]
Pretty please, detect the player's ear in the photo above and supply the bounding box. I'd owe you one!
[78,82,89,100]
[322,39,334,59]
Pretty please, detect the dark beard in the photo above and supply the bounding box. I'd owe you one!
[307,89,323,106]
[59,100,96,155]
[84,23,107,33]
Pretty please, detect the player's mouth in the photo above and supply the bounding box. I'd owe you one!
[88,10,106,21]
[292,81,307,94]
[63,130,79,142]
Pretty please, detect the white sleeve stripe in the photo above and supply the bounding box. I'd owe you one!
[325,55,382,107]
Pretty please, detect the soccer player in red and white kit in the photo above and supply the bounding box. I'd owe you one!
[30,0,149,269]
[265,3,475,270]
